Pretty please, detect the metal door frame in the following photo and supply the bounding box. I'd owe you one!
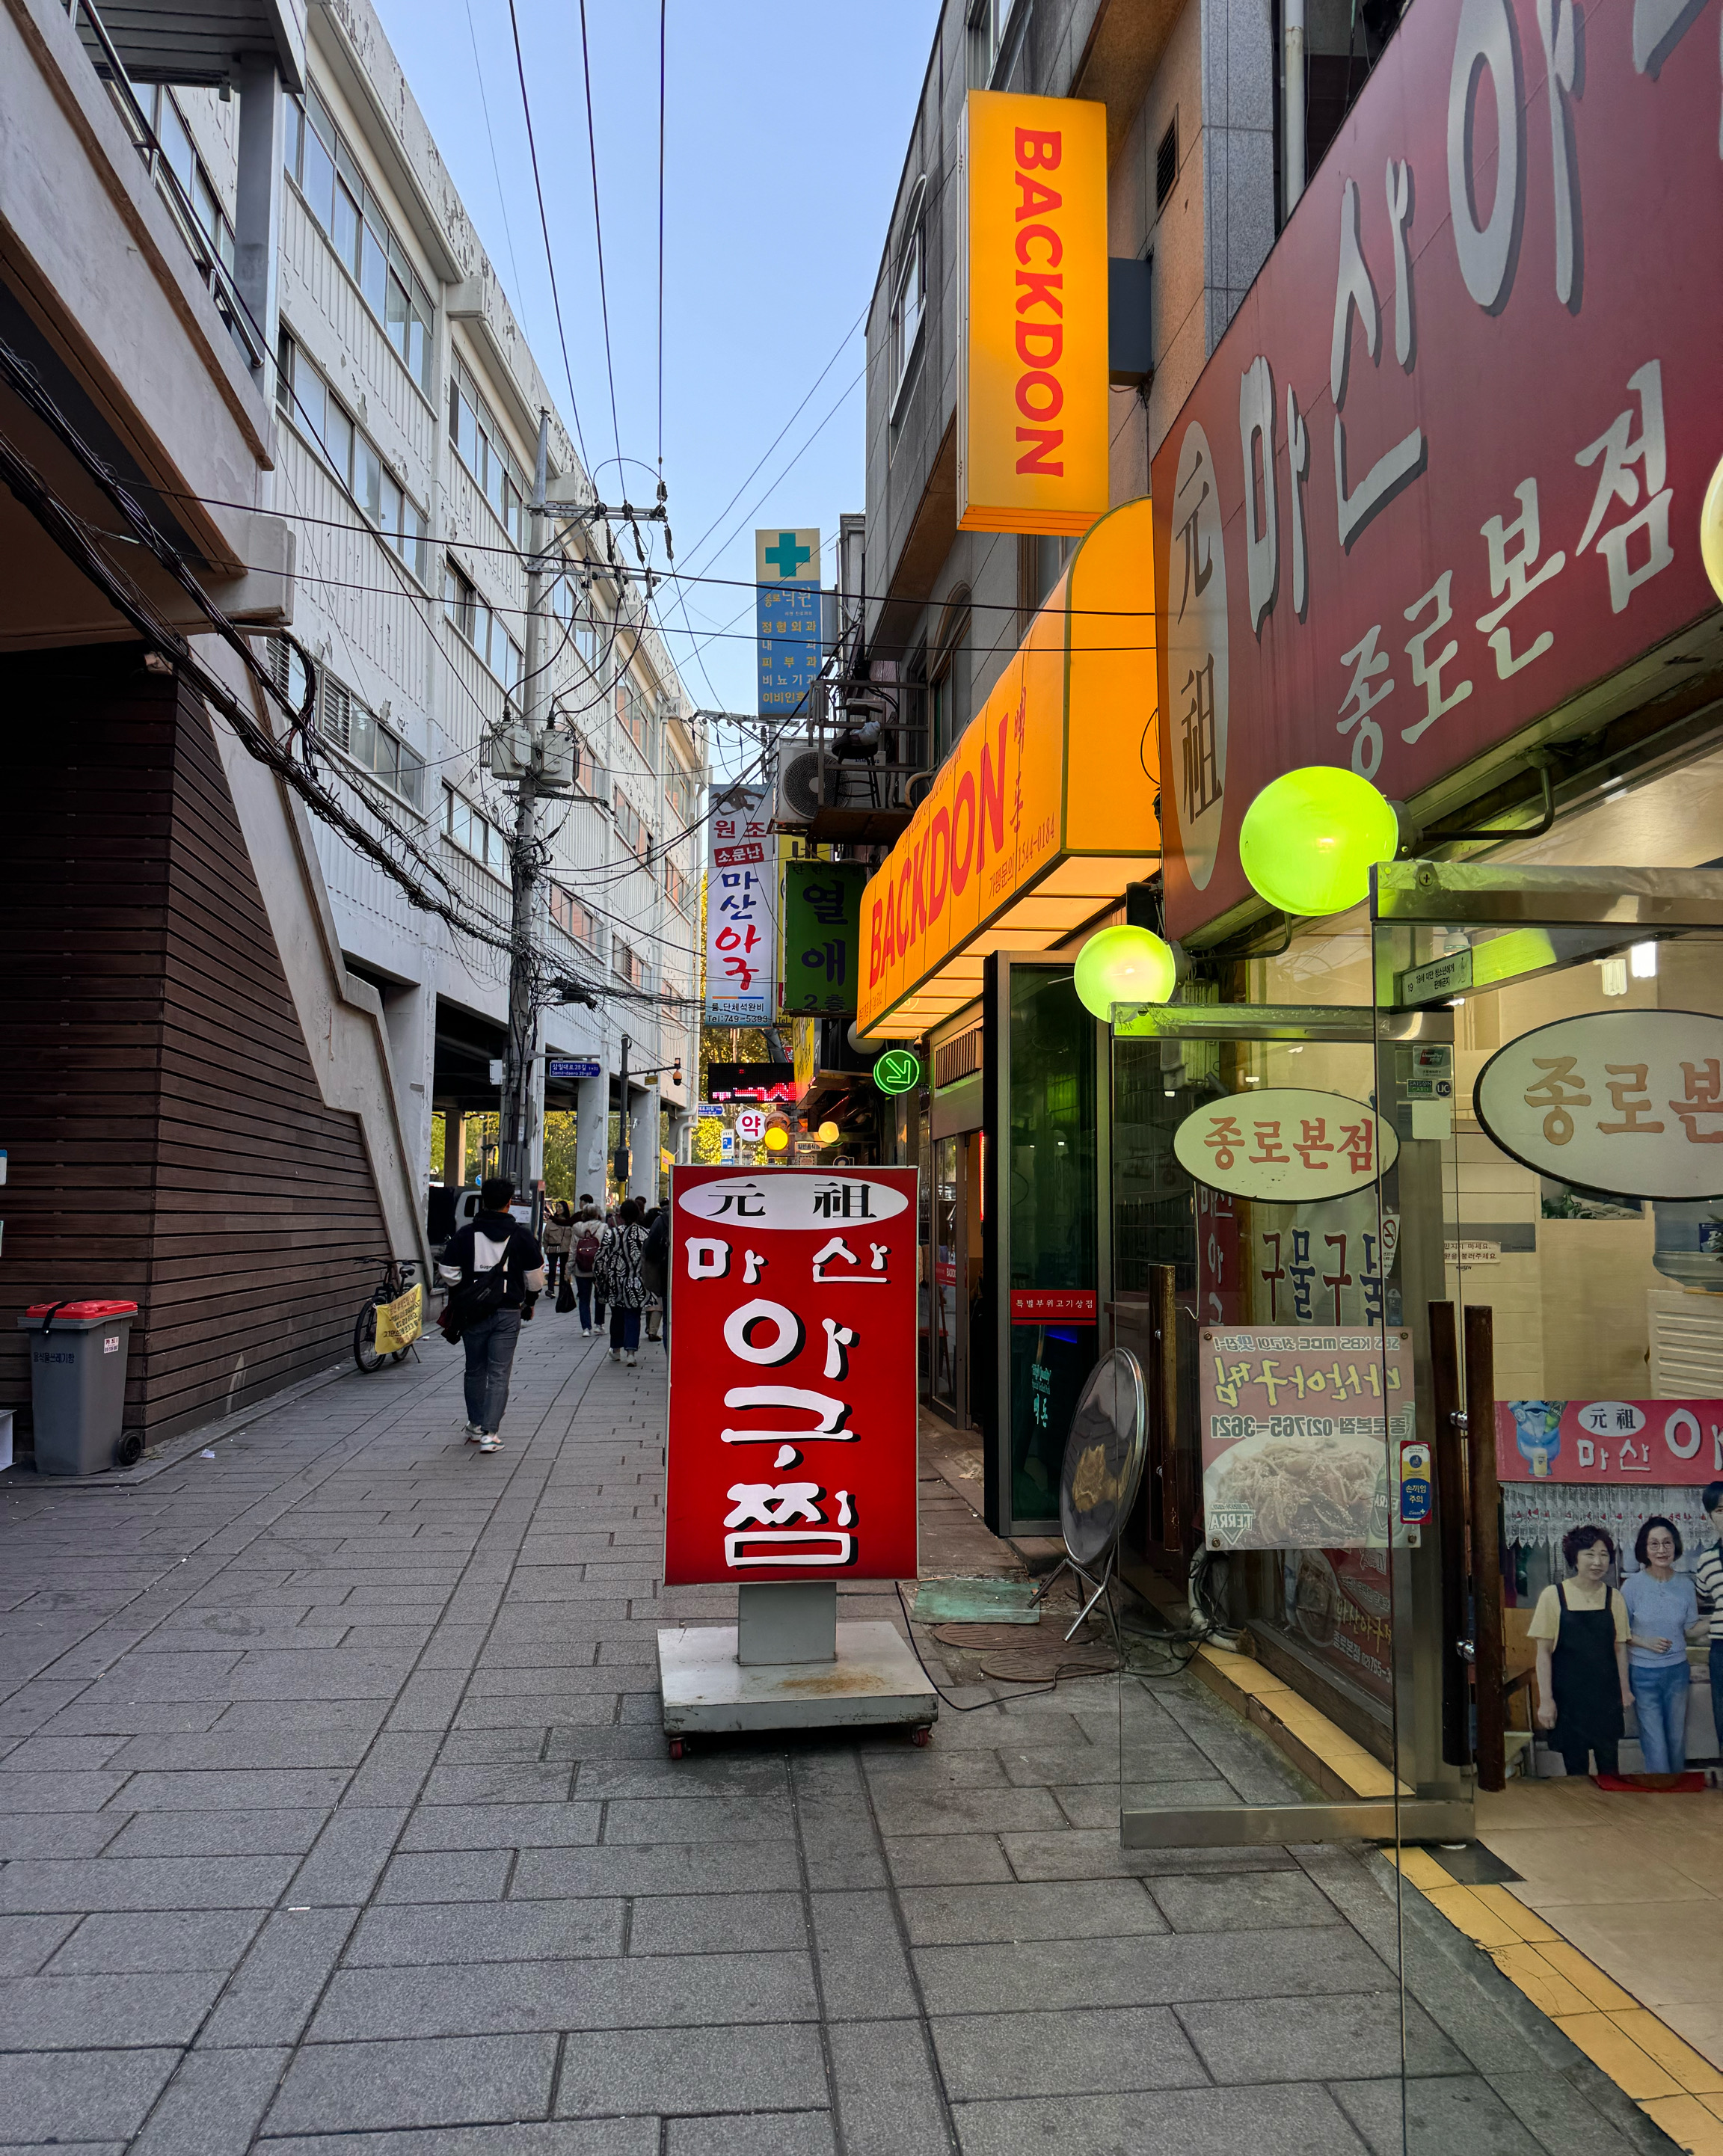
[983,950,1112,1542]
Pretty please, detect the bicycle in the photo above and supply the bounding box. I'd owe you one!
[353,1254,423,1374]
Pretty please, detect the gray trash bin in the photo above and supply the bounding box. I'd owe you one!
[17,1300,140,1475]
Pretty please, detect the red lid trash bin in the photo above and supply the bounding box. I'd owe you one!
[16,1301,141,1474]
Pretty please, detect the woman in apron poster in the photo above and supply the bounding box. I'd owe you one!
[1529,1524,1632,1779]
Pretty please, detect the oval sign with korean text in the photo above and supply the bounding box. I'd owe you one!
[1173,1089,1398,1203]
[676,1173,910,1229]
[1475,1010,1723,1202]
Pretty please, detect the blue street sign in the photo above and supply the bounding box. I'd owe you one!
[547,1060,601,1080]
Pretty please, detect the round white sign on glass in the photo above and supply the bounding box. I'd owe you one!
[1173,1089,1398,1203]
[1474,1009,1723,1202]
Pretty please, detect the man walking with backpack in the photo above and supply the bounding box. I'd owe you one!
[438,1176,544,1452]
[571,1195,603,1336]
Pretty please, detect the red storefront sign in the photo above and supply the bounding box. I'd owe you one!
[1009,1288,1098,1325]
[1155,0,1722,941]
[664,1166,920,1585]
[1496,1398,1723,1484]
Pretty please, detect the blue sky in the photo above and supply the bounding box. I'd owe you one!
[376,0,940,767]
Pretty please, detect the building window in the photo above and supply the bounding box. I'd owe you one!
[547,882,598,951]
[277,334,429,582]
[617,672,652,760]
[448,360,528,547]
[968,0,1009,85]
[663,853,692,915]
[266,639,424,811]
[445,787,509,876]
[150,89,236,276]
[1155,116,1179,210]
[282,86,434,396]
[612,787,651,864]
[890,180,927,411]
[612,935,649,991]
[443,556,523,693]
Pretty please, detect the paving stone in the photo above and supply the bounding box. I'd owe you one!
[48,1907,264,1973]
[828,2018,952,2156]
[594,1794,799,1843]
[810,1890,919,2019]
[512,1843,803,1899]
[915,1925,1392,2015]
[0,2045,182,2143]
[313,1947,819,2039]
[933,2003,1206,2102]
[0,1967,225,2047]
[129,2044,291,2156]
[0,1853,299,1911]
[287,1808,408,1903]
[627,1890,806,1956]
[661,2117,835,2156]
[105,1808,333,1858]
[0,1911,79,1975]
[262,2034,559,2136]
[1149,1869,1347,1932]
[1179,1990,1465,2081]
[868,1784,1068,1837]
[111,1768,354,1811]
[1331,2073,1548,2155]
[418,1761,577,1805]
[0,1733,128,1771]
[900,1878,1164,1946]
[399,1802,602,1852]
[882,1835,1015,1886]
[346,1897,625,1965]
[199,1907,357,2047]
[1000,1831,1295,1882]
[555,2021,827,2116]
[375,1849,513,1902]
[950,2082,1371,2155]
[0,1767,132,1811]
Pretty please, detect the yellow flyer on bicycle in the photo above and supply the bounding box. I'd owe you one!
[373,1284,423,1356]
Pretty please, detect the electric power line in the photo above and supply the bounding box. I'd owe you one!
[503,0,592,474]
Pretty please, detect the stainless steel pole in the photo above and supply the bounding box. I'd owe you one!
[1284,0,1306,217]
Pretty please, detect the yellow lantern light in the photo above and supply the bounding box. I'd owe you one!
[1073,923,1178,1021]
[1238,766,1400,918]
[817,1120,841,1145]
[763,1123,790,1154]
[1703,452,1723,606]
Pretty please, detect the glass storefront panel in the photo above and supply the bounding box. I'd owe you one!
[1001,965,1099,1531]
[930,1136,959,1413]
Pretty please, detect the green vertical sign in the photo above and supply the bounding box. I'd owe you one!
[781,862,868,1016]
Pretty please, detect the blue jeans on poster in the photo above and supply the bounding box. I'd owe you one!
[461,1308,521,1434]
[1712,1642,1723,1760]
[1631,1661,1691,1772]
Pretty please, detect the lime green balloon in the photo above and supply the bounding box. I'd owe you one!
[1074,924,1178,1020]
[1238,767,1399,917]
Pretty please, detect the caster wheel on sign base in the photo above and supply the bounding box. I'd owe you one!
[668,1737,684,1760]
[911,1726,932,1746]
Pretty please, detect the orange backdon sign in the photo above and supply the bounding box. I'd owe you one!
[857,498,1160,1037]
[958,90,1109,537]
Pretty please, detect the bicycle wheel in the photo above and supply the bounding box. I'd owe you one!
[353,1300,384,1373]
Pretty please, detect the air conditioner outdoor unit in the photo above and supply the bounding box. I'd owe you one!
[773,736,833,826]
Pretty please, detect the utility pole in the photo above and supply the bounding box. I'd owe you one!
[614,1032,632,1197]
[501,408,551,1196]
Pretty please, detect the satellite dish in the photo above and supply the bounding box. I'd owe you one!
[1033,1348,1147,1644]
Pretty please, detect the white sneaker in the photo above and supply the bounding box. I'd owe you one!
[477,1435,500,1453]
[624,1351,637,1367]
[580,1327,592,1336]
[464,1424,485,1441]
[609,1349,621,1362]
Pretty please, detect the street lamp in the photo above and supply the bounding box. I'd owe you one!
[1073,923,1179,1020]
[1238,765,1400,917]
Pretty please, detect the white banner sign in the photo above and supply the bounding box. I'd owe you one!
[1174,1089,1398,1203]
[705,785,775,1025]
[1475,1010,1723,1202]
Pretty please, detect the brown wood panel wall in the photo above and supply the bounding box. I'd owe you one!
[0,644,390,1449]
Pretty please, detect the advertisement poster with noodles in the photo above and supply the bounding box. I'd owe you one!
[1200,1327,1415,1551]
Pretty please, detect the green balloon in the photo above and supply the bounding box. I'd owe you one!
[1073,924,1178,1020]
[1238,766,1400,917]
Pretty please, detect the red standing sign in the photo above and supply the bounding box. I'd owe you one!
[664,1165,920,1586]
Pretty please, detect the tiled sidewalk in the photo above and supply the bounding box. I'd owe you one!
[0,1317,1678,2154]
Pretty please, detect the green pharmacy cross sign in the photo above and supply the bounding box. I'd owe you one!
[873,1048,922,1096]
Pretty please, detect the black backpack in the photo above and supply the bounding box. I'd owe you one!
[446,1241,512,1333]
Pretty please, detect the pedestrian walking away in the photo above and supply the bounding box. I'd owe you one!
[437,1174,544,1450]
[642,1198,670,1351]
[571,1192,604,1336]
[598,1197,648,1365]
[541,1198,574,1297]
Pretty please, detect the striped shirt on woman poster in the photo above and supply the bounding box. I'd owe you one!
[1692,1482,1723,1761]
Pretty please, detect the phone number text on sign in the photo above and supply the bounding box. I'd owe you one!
[1200,1327,1414,1550]
[664,1167,920,1586]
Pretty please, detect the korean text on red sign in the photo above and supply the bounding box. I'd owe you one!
[664,1167,920,1586]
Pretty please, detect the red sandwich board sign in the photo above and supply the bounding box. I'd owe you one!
[664,1164,920,1586]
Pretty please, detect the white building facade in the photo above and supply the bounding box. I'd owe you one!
[168,0,703,1209]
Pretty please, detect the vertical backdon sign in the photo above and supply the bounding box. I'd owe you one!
[958,90,1108,537]
[664,1166,920,1585]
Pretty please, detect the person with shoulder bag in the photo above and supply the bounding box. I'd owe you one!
[436,1175,544,1452]
[542,1200,574,1300]
[598,1198,648,1366]
[571,1194,603,1336]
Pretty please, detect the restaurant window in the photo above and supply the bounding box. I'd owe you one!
[281,85,434,395]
